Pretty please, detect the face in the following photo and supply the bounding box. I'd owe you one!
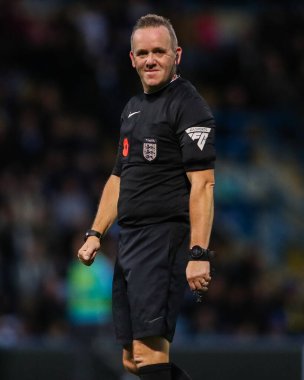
[130,26,182,93]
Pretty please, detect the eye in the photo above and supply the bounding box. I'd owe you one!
[153,49,165,57]
[154,52,164,58]
[136,50,148,58]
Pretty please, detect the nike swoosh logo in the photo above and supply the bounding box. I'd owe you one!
[148,316,164,324]
[128,111,141,118]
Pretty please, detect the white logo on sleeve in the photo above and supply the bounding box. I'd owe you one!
[185,126,211,151]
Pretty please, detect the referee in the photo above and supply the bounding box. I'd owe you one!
[78,14,216,380]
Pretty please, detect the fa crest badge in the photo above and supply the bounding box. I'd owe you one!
[143,138,157,161]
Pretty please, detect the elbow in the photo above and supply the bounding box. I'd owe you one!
[206,178,215,189]
[187,169,215,191]
[192,179,215,195]
[199,174,215,190]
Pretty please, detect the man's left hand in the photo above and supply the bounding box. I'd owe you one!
[186,260,211,292]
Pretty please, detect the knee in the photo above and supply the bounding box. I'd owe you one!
[133,338,169,368]
[122,357,138,375]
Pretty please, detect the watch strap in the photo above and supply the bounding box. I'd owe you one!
[84,229,103,242]
[189,246,211,261]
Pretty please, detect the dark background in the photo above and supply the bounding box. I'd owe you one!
[0,1,303,377]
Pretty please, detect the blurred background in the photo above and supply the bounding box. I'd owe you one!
[0,0,303,379]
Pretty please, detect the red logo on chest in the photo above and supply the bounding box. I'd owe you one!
[122,137,129,157]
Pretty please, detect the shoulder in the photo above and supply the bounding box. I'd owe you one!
[168,78,214,131]
[169,78,211,112]
[171,77,201,98]
[171,78,213,115]
[175,78,206,103]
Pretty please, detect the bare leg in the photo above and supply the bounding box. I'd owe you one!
[123,344,138,375]
[133,336,170,368]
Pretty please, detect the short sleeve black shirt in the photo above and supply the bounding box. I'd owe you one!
[112,77,216,226]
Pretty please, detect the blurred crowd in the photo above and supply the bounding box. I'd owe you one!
[0,0,303,346]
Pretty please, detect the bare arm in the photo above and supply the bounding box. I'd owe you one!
[91,174,120,235]
[78,174,120,266]
[186,169,215,291]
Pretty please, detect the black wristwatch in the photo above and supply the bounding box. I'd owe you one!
[189,245,211,261]
[84,229,103,242]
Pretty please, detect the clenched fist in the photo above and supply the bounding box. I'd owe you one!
[78,237,101,266]
[186,260,211,292]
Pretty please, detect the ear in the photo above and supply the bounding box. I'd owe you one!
[129,51,136,68]
[175,47,182,65]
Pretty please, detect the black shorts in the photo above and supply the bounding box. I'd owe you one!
[112,222,189,346]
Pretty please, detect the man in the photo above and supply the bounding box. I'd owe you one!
[78,14,215,380]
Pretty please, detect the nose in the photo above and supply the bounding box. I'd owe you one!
[146,52,156,66]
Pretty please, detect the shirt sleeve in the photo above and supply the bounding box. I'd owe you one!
[173,93,216,171]
[111,139,122,177]
[111,108,127,177]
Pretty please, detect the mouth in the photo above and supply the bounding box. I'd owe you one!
[144,69,160,77]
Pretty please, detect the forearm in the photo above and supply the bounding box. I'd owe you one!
[91,174,120,235]
[189,186,214,248]
[187,169,215,249]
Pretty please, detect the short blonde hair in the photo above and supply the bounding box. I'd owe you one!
[131,14,178,51]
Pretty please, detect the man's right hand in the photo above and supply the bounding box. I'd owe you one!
[78,237,101,266]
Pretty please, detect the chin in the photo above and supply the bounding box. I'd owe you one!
[145,80,160,87]
[143,81,159,91]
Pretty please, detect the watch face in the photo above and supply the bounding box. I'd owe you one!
[191,245,203,258]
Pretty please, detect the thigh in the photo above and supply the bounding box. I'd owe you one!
[112,260,133,345]
[119,222,189,342]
